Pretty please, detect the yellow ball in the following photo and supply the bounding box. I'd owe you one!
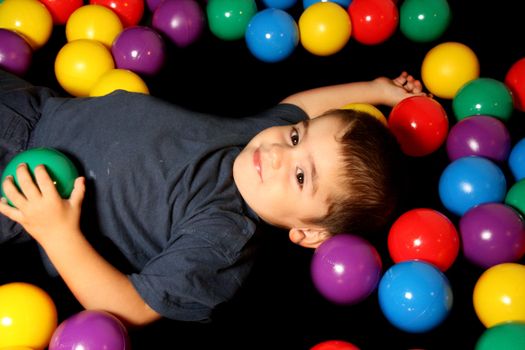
[90,68,150,96]
[0,0,53,50]
[342,102,387,126]
[473,263,525,328]
[298,2,351,56]
[66,4,123,48]
[0,282,57,350]
[55,39,115,97]
[421,41,480,99]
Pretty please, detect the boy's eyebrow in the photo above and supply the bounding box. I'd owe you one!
[301,119,318,196]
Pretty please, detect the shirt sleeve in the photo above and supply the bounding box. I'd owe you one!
[128,226,256,322]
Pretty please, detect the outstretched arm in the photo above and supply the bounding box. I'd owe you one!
[280,72,426,118]
[0,164,161,327]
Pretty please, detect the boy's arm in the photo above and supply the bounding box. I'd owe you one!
[0,164,161,327]
[280,72,426,118]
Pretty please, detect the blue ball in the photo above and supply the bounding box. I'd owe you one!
[378,260,453,333]
[303,0,352,10]
[262,0,297,10]
[438,156,507,216]
[245,8,299,63]
[509,138,525,181]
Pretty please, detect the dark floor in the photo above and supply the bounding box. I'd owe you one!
[2,0,525,349]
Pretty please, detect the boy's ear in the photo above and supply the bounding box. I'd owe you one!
[289,227,330,248]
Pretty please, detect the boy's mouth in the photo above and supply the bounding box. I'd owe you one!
[253,148,262,181]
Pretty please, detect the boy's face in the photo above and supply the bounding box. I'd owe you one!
[233,114,345,234]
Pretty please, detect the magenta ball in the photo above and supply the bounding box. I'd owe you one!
[446,115,511,162]
[146,0,164,12]
[49,310,130,350]
[152,0,205,47]
[112,26,166,76]
[311,234,382,305]
[459,203,525,269]
[0,28,32,76]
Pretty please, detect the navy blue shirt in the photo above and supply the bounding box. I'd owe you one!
[23,90,307,321]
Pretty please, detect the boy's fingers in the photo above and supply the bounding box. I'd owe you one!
[1,176,25,208]
[33,164,60,199]
[15,164,41,199]
[0,196,21,221]
[69,177,86,207]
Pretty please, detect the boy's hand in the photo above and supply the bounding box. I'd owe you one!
[0,163,85,243]
[374,72,428,107]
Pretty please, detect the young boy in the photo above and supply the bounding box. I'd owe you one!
[0,69,424,327]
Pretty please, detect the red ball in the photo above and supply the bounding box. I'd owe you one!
[39,0,83,25]
[348,0,399,45]
[505,57,525,112]
[388,208,460,271]
[388,95,449,157]
[90,0,145,27]
[311,340,361,350]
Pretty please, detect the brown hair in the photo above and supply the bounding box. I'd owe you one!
[306,108,402,236]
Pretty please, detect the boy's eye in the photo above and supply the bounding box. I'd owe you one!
[296,168,304,187]
[291,128,299,146]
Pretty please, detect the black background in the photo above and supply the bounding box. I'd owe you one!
[2,0,525,349]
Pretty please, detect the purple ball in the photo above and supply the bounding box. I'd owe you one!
[49,310,130,350]
[311,234,382,305]
[146,0,164,12]
[152,0,205,47]
[446,115,511,162]
[459,203,525,269]
[0,28,32,76]
[112,26,166,76]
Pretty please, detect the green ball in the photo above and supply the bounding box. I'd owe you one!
[452,77,514,122]
[505,178,525,218]
[476,322,525,350]
[400,0,452,43]
[206,0,257,41]
[1,148,78,206]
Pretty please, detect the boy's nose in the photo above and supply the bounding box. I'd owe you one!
[269,144,283,169]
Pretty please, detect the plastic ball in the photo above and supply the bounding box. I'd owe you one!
[0,0,53,50]
[245,8,299,63]
[452,77,514,122]
[341,103,387,126]
[446,115,511,163]
[378,260,453,333]
[310,339,361,350]
[146,0,162,12]
[438,156,507,216]
[111,26,166,76]
[298,2,351,56]
[421,42,480,99]
[509,138,525,181]
[303,0,351,9]
[1,147,79,206]
[459,203,525,269]
[311,234,382,305]
[48,310,130,350]
[89,0,144,27]
[152,0,205,47]
[399,0,451,42]
[263,0,297,10]
[66,4,123,48]
[89,68,150,96]
[0,282,58,350]
[505,57,525,112]
[348,0,399,45]
[475,321,525,350]
[388,208,460,272]
[39,0,83,25]
[505,179,525,218]
[473,263,525,328]
[0,28,32,76]
[206,0,258,41]
[55,39,115,97]
[388,95,449,157]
